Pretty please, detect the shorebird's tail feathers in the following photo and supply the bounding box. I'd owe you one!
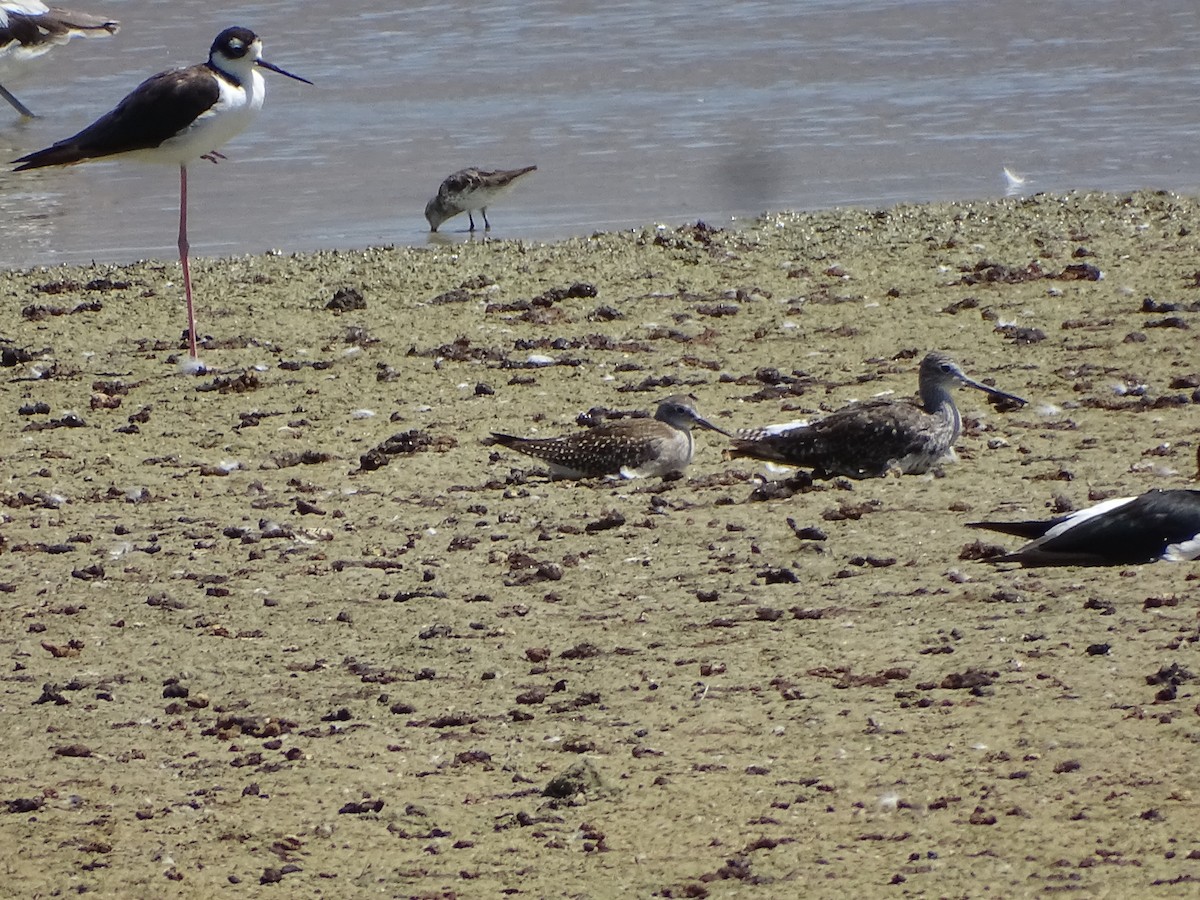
[489,433,526,450]
[966,520,1055,540]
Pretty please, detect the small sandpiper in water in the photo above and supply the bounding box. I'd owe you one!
[425,165,537,232]
[970,489,1200,566]
[491,394,729,480]
[728,351,1026,478]
[0,1,119,118]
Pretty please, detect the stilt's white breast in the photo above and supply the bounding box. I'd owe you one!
[130,68,265,166]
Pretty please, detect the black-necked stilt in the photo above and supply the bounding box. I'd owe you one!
[0,1,118,118]
[728,352,1026,479]
[970,489,1200,566]
[425,165,537,232]
[12,26,310,361]
[491,394,729,480]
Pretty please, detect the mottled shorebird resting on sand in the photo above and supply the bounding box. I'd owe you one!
[970,489,1200,566]
[491,394,729,479]
[728,351,1026,479]
[13,27,310,361]
[0,1,118,118]
[425,165,537,232]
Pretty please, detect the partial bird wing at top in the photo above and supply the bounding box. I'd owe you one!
[1,3,117,49]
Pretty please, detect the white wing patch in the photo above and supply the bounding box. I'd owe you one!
[1042,496,1137,541]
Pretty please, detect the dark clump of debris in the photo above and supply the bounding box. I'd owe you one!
[747,472,815,501]
[1146,662,1193,702]
[325,287,366,313]
[956,259,1102,286]
[357,430,457,472]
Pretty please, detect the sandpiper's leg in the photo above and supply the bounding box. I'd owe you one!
[0,83,36,118]
[178,164,198,358]
[482,208,491,230]
[467,212,476,231]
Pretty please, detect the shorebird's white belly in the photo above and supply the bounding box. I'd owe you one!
[621,429,694,479]
[894,445,957,475]
[454,182,515,212]
[127,69,265,166]
[1164,538,1200,562]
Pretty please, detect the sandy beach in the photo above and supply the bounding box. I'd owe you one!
[2,190,1199,897]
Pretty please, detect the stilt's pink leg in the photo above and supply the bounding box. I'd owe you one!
[178,164,198,358]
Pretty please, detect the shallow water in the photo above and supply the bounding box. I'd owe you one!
[2,0,1199,266]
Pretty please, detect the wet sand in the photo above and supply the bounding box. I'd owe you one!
[2,191,1199,897]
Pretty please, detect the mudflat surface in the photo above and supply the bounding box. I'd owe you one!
[2,191,1199,898]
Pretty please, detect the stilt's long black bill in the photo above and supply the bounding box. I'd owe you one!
[257,59,313,85]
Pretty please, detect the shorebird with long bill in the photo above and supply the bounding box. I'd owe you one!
[0,0,118,118]
[12,26,311,362]
[491,394,729,480]
[728,352,1026,479]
